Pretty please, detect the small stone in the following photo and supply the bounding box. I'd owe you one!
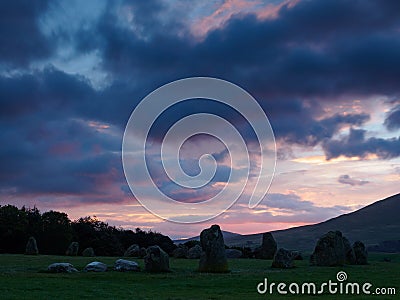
[84,261,107,272]
[114,259,140,272]
[47,263,78,273]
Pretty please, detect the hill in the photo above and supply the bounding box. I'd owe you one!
[226,193,400,251]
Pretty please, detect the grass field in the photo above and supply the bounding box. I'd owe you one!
[0,253,398,299]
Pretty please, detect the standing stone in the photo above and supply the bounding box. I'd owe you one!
[187,244,202,259]
[271,248,295,269]
[291,250,303,260]
[172,245,188,258]
[84,261,107,272]
[343,236,356,264]
[124,244,140,257]
[310,231,347,266]
[144,245,170,272]
[82,247,95,257]
[139,247,147,258]
[25,236,38,255]
[114,259,140,272]
[198,225,229,273]
[66,242,79,256]
[254,232,277,259]
[353,241,368,265]
[47,263,78,273]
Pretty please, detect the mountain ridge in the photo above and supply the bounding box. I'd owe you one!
[178,193,400,252]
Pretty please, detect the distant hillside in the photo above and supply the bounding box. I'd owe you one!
[225,193,400,252]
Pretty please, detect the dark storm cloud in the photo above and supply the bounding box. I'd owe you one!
[323,128,400,160]
[73,0,399,146]
[0,0,52,67]
[82,0,400,99]
[384,105,400,131]
[2,0,400,202]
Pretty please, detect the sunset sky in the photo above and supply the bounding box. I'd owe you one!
[1,0,400,239]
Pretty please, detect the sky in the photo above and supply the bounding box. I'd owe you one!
[1,0,400,239]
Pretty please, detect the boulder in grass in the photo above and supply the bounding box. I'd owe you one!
[144,245,170,272]
[187,245,202,259]
[271,248,296,269]
[343,236,356,265]
[25,236,38,255]
[172,245,188,258]
[225,249,243,258]
[84,261,107,272]
[353,241,368,265]
[124,244,140,257]
[198,225,229,273]
[82,247,95,257]
[291,250,303,260]
[114,259,140,272]
[254,232,277,259]
[139,247,147,258]
[47,263,78,273]
[66,242,79,256]
[310,231,348,266]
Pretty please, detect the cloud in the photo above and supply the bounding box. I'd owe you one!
[0,0,53,67]
[323,128,400,160]
[384,105,400,131]
[1,0,400,210]
[338,174,369,186]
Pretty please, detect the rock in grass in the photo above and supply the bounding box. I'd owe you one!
[225,249,243,258]
[124,244,140,257]
[187,245,202,259]
[310,231,349,266]
[271,248,295,269]
[47,263,78,273]
[343,236,356,264]
[84,261,107,272]
[25,236,38,255]
[114,259,140,272]
[66,242,79,256]
[199,224,229,273]
[144,245,170,272]
[254,232,277,259]
[82,247,95,257]
[172,245,188,258]
[353,241,368,265]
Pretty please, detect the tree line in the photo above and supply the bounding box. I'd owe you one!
[0,204,175,256]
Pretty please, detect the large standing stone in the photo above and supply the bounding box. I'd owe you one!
[47,263,78,273]
[310,231,348,266]
[114,259,140,272]
[25,236,38,255]
[271,248,295,269]
[82,247,95,257]
[254,232,277,259]
[66,242,79,256]
[225,249,243,258]
[198,225,229,273]
[353,241,368,265]
[187,244,202,259]
[144,245,170,272]
[84,261,108,272]
[343,236,356,264]
[124,244,140,257]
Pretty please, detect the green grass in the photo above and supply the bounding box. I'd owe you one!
[0,253,398,299]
